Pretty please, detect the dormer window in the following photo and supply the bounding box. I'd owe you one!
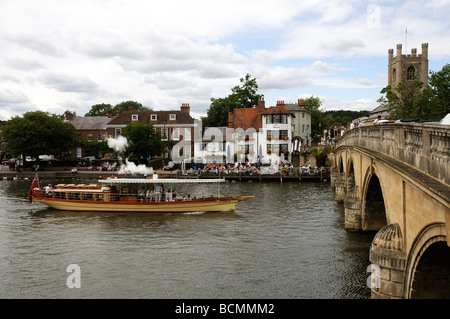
[132,114,139,121]
[151,114,157,121]
[170,114,176,121]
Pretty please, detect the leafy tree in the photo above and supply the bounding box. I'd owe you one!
[302,96,331,143]
[121,122,164,163]
[380,79,431,120]
[79,140,110,158]
[323,110,370,126]
[112,101,151,114]
[3,111,77,160]
[378,64,449,120]
[429,63,450,119]
[206,73,261,127]
[85,103,113,116]
[85,101,152,117]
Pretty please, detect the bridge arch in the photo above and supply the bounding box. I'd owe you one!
[404,223,450,298]
[361,170,387,232]
[332,123,450,298]
[347,158,355,189]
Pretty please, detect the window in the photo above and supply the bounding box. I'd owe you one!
[132,114,139,121]
[407,66,415,80]
[302,112,305,118]
[185,128,191,141]
[280,130,288,141]
[161,128,168,141]
[151,114,157,121]
[87,133,93,141]
[185,146,191,158]
[266,114,286,124]
[170,114,176,121]
[172,128,179,141]
[97,134,103,141]
[173,146,180,158]
[115,128,121,137]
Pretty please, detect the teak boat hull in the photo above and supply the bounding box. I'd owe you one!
[32,196,251,213]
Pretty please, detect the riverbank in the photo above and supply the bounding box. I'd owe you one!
[0,167,330,182]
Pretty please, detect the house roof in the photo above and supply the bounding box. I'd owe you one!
[69,116,111,130]
[228,107,263,131]
[260,105,294,115]
[106,110,194,126]
[284,103,311,113]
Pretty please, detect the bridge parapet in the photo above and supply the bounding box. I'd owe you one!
[337,124,450,184]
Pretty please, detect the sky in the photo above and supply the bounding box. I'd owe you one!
[0,0,449,121]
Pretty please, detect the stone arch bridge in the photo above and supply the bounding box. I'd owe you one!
[331,123,449,299]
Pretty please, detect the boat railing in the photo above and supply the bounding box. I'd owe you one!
[37,188,219,203]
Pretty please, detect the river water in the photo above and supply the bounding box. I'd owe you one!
[0,177,373,299]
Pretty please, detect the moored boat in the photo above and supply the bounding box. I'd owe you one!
[30,176,252,213]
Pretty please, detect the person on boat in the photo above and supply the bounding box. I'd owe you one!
[137,187,145,202]
[155,184,163,202]
[45,184,53,197]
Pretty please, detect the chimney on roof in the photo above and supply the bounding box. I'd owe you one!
[116,109,120,115]
[258,96,265,110]
[298,99,304,106]
[276,100,285,106]
[181,103,190,115]
[108,109,112,118]
[128,105,133,111]
[65,111,74,121]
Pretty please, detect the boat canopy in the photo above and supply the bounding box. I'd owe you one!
[98,178,225,185]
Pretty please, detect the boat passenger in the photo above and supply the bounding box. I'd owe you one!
[45,184,53,197]
[155,184,163,202]
[137,187,145,202]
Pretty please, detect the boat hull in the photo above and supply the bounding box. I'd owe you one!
[33,196,251,213]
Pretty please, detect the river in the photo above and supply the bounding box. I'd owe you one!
[0,177,374,299]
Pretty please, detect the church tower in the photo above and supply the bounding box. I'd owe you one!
[388,43,428,89]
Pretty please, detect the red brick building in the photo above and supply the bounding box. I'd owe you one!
[105,104,196,161]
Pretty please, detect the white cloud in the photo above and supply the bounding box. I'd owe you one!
[0,0,449,120]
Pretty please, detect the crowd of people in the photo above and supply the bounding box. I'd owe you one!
[180,161,326,176]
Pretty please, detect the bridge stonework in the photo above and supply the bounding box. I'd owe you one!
[331,123,450,299]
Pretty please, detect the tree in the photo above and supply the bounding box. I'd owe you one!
[429,63,450,119]
[112,101,151,114]
[85,101,152,117]
[302,96,330,144]
[380,79,431,120]
[3,111,77,161]
[121,122,164,163]
[379,64,449,120]
[85,103,113,116]
[206,73,261,127]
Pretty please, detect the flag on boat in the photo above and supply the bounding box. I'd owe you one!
[28,175,39,203]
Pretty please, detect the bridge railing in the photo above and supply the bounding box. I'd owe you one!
[336,123,450,184]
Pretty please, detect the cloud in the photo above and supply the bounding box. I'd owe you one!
[41,73,101,94]
[0,0,448,121]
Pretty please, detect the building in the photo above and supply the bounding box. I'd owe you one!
[65,112,110,159]
[284,99,312,145]
[226,98,303,164]
[370,43,429,119]
[105,103,196,161]
[388,43,428,89]
[260,101,295,163]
